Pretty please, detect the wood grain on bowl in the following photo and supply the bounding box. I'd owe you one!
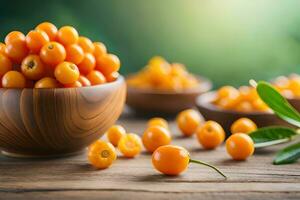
[126,76,212,115]
[196,92,290,136]
[0,76,126,157]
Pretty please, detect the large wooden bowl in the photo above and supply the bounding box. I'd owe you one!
[126,76,212,115]
[0,76,126,157]
[196,91,290,136]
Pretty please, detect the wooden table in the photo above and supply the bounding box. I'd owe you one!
[1,110,300,200]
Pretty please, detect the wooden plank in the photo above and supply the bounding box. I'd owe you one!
[0,113,300,200]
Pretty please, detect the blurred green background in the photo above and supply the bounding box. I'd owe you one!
[1,0,300,88]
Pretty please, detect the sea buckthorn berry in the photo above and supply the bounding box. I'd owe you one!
[5,31,26,45]
[26,30,49,53]
[86,70,106,85]
[152,145,189,175]
[57,26,79,46]
[65,44,84,65]
[0,43,6,55]
[231,118,257,135]
[148,56,167,67]
[5,41,29,63]
[196,121,225,149]
[176,109,202,136]
[54,62,80,84]
[88,140,117,169]
[78,75,91,87]
[147,117,168,129]
[64,81,82,88]
[235,101,253,112]
[152,145,226,177]
[217,86,239,99]
[118,133,142,158]
[106,125,126,146]
[35,22,58,41]
[142,126,171,153]
[93,42,107,58]
[78,36,94,53]
[34,77,60,88]
[0,54,13,76]
[106,72,119,82]
[77,53,96,74]
[40,42,66,66]
[2,71,26,88]
[21,55,46,80]
[226,133,254,160]
[96,54,120,75]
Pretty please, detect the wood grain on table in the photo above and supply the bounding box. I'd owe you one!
[1,111,300,200]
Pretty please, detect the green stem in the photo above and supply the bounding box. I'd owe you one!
[189,159,227,179]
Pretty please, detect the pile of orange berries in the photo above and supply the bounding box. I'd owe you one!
[0,22,120,88]
[273,74,300,98]
[88,109,257,178]
[213,85,270,113]
[126,56,199,91]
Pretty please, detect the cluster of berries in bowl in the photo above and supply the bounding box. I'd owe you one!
[0,22,120,89]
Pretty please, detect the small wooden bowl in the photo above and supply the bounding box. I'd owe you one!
[196,91,289,136]
[0,76,126,157]
[286,97,300,112]
[126,76,212,115]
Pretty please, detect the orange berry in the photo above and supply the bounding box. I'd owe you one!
[106,72,119,82]
[0,43,6,55]
[78,75,91,87]
[21,55,46,80]
[35,22,58,41]
[5,41,29,63]
[96,53,120,75]
[118,133,142,158]
[217,86,239,99]
[77,53,96,74]
[5,31,26,45]
[0,54,13,76]
[147,117,168,129]
[78,36,94,53]
[231,118,257,134]
[35,77,60,88]
[152,145,189,175]
[176,109,202,136]
[2,71,26,88]
[236,101,253,112]
[40,42,66,66]
[26,30,49,53]
[65,44,84,65]
[196,121,225,149]
[106,125,126,146]
[226,133,254,160]
[93,42,107,58]
[57,26,79,46]
[54,62,80,84]
[88,140,117,169]
[86,70,106,85]
[142,126,171,153]
[64,81,82,88]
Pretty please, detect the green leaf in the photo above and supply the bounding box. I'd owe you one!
[273,142,300,165]
[249,126,298,148]
[256,81,300,127]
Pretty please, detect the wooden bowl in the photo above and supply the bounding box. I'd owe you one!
[196,91,290,136]
[286,97,300,112]
[126,76,212,115]
[0,76,126,157]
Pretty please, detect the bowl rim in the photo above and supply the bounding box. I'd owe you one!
[196,91,275,116]
[125,74,212,95]
[0,75,125,91]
